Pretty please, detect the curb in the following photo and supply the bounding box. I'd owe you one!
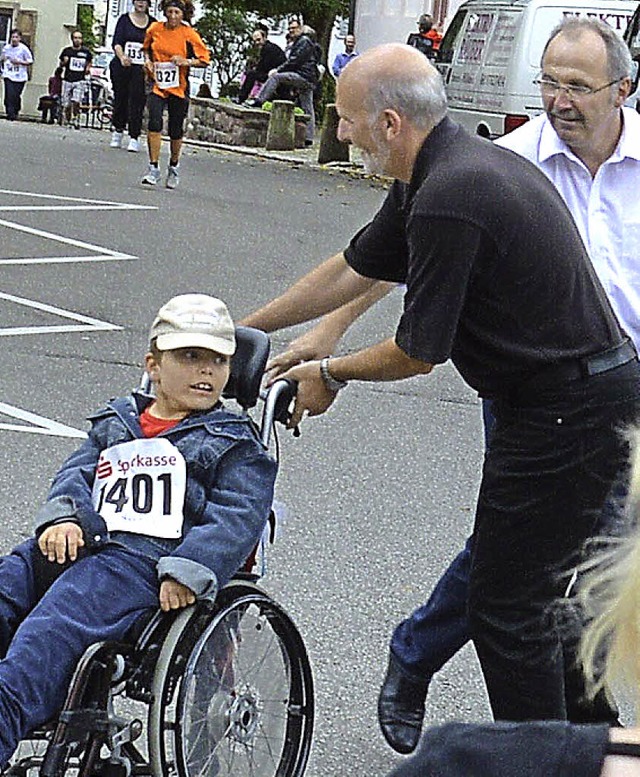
[182,137,391,185]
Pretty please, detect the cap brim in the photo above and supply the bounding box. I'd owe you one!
[156,332,236,355]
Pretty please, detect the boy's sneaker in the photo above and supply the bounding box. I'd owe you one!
[141,165,161,186]
[166,164,179,189]
[110,131,123,148]
[127,137,140,153]
[243,98,263,108]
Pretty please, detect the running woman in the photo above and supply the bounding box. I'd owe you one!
[141,0,210,189]
[109,0,155,152]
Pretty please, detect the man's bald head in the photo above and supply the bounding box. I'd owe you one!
[338,43,447,132]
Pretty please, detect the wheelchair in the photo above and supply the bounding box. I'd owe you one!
[6,328,314,777]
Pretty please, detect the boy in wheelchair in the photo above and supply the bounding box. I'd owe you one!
[0,293,277,770]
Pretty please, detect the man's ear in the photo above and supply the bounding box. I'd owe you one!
[382,109,402,140]
[615,76,632,106]
[145,352,160,383]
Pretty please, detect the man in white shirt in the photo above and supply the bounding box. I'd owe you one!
[496,23,640,351]
[1,29,33,121]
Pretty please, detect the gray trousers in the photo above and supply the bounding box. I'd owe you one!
[257,72,315,142]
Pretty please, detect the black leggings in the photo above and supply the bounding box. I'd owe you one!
[146,92,188,140]
[110,62,146,138]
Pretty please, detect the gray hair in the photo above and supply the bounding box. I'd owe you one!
[542,17,632,81]
[363,68,447,131]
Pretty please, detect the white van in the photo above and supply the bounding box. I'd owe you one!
[436,0,637,138]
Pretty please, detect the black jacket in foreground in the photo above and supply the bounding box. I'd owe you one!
[388,722,610,777]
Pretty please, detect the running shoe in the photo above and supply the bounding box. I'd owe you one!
[127,137,140,153]
[141,165,161,186]
[166,164,180,189]
[110,131,123,148]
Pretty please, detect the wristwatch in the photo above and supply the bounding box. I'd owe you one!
[320,358,348,392]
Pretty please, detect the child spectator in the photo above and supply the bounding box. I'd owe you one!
[38,66,63,123]
[0,293,276,769]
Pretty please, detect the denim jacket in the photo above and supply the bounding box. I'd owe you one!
[34,392,277,599]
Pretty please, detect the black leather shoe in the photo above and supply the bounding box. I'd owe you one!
[378,653,429,754]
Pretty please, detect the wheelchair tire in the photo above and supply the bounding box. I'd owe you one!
[147,582,314,777]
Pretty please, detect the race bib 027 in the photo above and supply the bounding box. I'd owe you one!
[91,438,186,538]
[154,61,179,89]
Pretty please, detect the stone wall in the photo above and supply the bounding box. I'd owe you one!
[186,97,308,148]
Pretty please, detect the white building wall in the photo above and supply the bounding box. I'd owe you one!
[1,0,82,117]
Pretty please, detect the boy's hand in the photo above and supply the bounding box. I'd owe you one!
[159,578,196,611]
[38,522,85,564]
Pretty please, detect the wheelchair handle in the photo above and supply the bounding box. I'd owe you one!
[260,378,298,446]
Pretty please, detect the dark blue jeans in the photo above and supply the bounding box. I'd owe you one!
[0,539,158,768]
[3,79,25,120]
[391,360,640,721]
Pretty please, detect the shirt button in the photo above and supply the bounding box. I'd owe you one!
[94,534,102,542]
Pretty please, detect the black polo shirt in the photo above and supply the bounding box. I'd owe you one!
[344,117,624,398]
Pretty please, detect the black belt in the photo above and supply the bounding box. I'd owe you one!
[512,339,637,399]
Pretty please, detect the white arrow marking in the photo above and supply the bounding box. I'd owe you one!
[0,402,87,438]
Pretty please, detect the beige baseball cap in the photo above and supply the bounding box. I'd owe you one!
[150,294,236,355]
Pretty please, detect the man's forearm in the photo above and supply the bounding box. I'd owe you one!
[328,337,433,382]
[240,252,376,333]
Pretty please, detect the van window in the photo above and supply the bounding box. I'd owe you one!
[484,12,520,67]
[438,9,467,63]
[625,4,640,58]
[458,12,494,63]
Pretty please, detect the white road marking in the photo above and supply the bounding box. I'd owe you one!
[0,291,121,336]
[0,188,154,210]
[0,255,133,265]
[0,218,135,260]
[0,189,149,435]
[0,402,87,438]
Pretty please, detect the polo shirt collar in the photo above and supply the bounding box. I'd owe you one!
[538,108,640,166]
[408,116,461,199]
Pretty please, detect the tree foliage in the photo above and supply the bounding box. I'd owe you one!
[76,4,97,50]
[196,4,253,90]
[199,0,349,64]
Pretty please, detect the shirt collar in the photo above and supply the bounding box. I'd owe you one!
[407,116,461,200]
[538,108,640,166]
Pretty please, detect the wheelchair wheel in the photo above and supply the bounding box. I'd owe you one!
[148,582,313,777]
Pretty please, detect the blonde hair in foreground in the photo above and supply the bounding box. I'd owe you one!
[580,425,640,714]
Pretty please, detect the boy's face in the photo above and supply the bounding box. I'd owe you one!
[145,347,231,419]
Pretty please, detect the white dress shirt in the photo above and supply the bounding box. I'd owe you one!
[496,108,640,350]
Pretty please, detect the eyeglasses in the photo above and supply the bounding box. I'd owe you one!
[533,77,621,99]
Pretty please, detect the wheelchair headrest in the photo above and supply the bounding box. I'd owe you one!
[223,326,271,409]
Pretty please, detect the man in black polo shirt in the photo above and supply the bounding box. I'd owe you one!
[241,44,640,725]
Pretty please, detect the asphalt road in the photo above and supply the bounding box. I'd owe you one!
[0,120,490,775]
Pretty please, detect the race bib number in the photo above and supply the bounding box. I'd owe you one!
[91,438,186,538]
[154,61,179,88]
[124,41,144,64]
[69,56,86,72]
